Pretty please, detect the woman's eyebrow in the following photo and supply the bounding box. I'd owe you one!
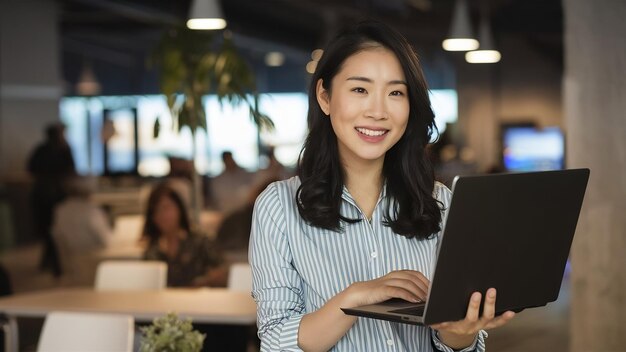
[346,76,407,85]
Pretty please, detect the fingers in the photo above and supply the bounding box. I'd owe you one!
[383,278,428,301]
[465,292,482,322]
[484,311,515,330]
[382,270,430,301]
[430,289,516,336]
[392,270,430,291]
[481,288,497,321]
[384,286,423,303]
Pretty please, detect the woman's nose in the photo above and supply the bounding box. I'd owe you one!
[365,94,389,120]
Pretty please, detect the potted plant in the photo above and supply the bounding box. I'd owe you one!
[139,313,205,352]
[151,26,273,223]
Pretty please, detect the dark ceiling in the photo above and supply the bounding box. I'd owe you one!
[58,0,563,95]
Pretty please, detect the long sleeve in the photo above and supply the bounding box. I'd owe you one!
[431,329,487,352]
[249,184,305,351]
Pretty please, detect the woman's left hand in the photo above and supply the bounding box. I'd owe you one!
[429,288,516,349]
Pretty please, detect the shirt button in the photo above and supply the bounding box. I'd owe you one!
[386,339,394,346]
[371,252,378,258]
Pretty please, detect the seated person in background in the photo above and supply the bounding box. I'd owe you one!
[254,146,293,186]
[209,151,254,214]
[142,182,228,287]
[52,176,112,285]
[215,178,278,262]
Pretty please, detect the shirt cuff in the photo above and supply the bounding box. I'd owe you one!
[278,314,305,351]
[431,329,488,352]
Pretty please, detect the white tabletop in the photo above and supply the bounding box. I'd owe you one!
[0,287,257,325]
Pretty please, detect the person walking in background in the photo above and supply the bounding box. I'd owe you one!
[249,21,515,351]
[254,146,292,186]
[215,177,278,263]
[209,151,254,214]
[27,122,75,277]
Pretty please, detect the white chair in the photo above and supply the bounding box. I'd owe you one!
[37,311,134,352]
[227,262,252,293]
[111,215,144,245]
[95,260,167,291]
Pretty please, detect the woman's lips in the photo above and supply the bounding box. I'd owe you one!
[355,127,389,142]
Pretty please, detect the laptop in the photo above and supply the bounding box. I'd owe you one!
[342,168,590,326]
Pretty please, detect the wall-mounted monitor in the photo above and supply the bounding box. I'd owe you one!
[502,125,565,172]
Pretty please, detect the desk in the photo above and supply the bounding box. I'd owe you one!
[0,287,257,351]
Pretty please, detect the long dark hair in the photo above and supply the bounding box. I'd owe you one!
[142,182,192,243]
[296,20,441,239]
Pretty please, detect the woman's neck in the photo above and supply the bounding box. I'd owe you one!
[342,158,384,220]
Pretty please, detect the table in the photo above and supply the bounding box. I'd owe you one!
[0,287,257,351]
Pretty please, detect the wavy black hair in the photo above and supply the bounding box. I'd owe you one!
[296,20,441,239]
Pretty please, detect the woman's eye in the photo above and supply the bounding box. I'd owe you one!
[390,90,405,96]
[352,87,367,94]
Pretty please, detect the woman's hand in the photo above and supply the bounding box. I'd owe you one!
[343,270,430,308]
[430,288,516,349]
[300,270,428,352]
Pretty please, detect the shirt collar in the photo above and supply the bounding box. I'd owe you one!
[341,180,388,209]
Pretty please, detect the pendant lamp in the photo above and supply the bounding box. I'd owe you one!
[465,14,501,63]
[187,0,227,30]
[442,0,479,51]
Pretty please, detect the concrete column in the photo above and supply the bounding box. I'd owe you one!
[564,0,626,351]
[0,0,62,180]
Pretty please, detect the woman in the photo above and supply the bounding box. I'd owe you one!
[249,21,515,351]
[142,182,227,287]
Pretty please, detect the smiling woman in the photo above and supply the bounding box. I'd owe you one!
[249,20,515,352]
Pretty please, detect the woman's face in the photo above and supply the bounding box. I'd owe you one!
[153,195,182,234]
[317,46,410,168]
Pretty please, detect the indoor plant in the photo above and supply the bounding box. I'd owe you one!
[139,312,205,352]
[151,27,272,223]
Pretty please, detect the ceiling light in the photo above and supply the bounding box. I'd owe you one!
[187,0,227,30]
[465,15,501,63]
[442,0,479,51]
[265,52,285,67]
[465,50,501,63]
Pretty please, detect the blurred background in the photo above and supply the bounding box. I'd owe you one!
[0,0,624,351]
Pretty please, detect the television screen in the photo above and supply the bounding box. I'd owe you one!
[502,126,565,172]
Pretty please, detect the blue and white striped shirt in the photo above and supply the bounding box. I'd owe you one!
[249,177,487,351]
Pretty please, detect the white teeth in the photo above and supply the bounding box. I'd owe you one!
[356,127,387,137]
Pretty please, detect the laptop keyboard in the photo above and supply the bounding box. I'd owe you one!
[390,305,425,316]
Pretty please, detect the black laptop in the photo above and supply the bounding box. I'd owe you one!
[342,168,590,325]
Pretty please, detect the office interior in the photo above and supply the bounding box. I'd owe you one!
[0,0,624,351]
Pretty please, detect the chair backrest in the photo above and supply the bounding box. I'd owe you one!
[227,262,252,293]
[37,311,134,352]
[95,260,167,291]
[112,215,144,243]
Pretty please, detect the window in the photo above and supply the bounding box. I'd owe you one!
[59,93,309,177]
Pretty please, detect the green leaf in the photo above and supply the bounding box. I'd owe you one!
[151,25,274,151]
[139,313,205,352]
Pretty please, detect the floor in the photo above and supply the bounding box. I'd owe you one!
[0,243,570,351]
